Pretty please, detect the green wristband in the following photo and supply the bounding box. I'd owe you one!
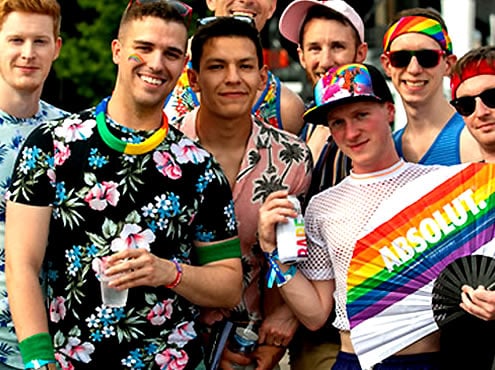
[19,333,55,365]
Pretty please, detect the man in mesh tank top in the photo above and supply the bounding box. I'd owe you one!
[257,63,444,369]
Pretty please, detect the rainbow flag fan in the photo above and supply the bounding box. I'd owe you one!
[346,162,495,369]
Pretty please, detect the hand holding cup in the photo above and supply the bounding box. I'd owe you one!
[92,256,129,307]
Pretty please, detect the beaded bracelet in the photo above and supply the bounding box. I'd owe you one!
[264,249,297,288]
[165,258,183,289]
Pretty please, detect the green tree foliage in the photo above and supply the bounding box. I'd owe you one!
[53,0,121,110]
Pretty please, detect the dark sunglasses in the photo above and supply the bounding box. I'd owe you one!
[385,49,445,69]
[197,15,256,28]
[450,88,495,116]
[127,0,192,24]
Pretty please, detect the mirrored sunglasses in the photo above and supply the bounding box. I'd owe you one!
[197,15,256,28]
[450,87,495,116]
[385,49,445,69]
[127,0,192,24]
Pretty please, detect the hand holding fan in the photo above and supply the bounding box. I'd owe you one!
[432,254,495,327]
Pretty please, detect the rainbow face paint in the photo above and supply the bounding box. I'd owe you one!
[128,53,144,64]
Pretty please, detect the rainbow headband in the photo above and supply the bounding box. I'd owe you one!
[451,59,495,99]
[383,16,452,55]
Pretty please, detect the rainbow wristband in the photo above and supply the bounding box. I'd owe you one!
[19,333,55,367]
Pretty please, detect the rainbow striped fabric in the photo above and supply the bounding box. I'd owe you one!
[382,15,453,54]
[347,162,495,368]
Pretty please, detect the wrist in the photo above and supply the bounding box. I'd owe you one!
[264,250,297,288]
[276,265,297,287]
[19,333,55,370]
[165,258,183,289]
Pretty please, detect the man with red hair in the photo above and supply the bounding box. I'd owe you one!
[0,0,67,368]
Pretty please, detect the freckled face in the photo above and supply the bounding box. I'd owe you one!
[327,101,397,173]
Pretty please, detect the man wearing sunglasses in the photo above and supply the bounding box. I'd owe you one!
[277,1,367,369]
[165,0,307,136]
[380,7,482,165]
[175,16,312,370]
[444,45,495,370]
[451,46,495,164]
[5,2,243,369]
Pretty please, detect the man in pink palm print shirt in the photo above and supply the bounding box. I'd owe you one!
[175,17,312,369]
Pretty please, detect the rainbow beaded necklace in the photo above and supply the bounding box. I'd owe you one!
[95,97,168,155]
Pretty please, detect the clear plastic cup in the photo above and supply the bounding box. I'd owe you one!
[100,273,128,307]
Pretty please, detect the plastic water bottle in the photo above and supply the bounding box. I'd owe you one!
[229,324,258,370]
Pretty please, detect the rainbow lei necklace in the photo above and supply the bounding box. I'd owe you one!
[95,97,168,155]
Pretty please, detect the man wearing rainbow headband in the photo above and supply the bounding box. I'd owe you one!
[380,7,482,165]
[446,45,495,370]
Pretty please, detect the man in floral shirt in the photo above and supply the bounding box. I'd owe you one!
[4,2,242,370]
[176,17,312,369]
[0,0,68,369]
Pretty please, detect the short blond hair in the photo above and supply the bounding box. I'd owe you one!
[0,0,61,38]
